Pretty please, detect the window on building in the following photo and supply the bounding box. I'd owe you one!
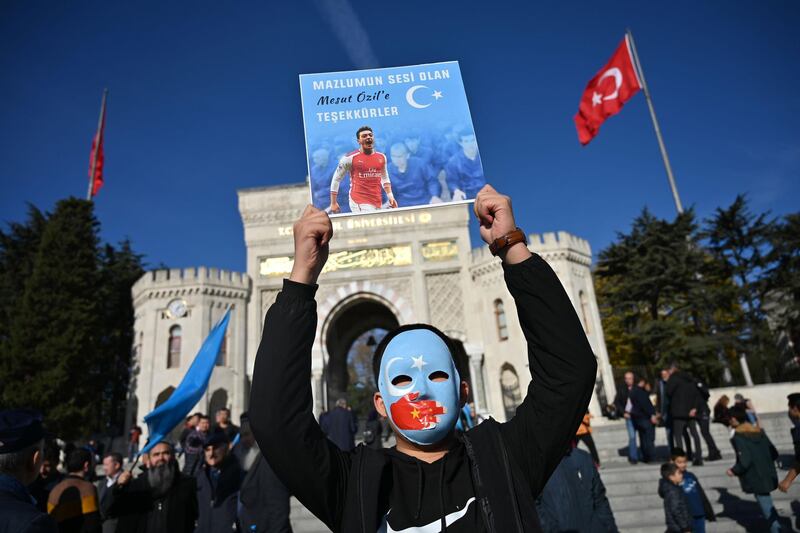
[494,299,509,341]
[168,325,181,368]
[500,363,522,421]
[216,332,228,367]
[579,290,592,334]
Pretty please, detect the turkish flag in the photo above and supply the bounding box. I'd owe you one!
[88,104,106,197]
[390,392,446,431]
[574,36,641,145]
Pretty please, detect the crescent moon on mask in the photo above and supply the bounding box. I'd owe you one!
[598,67,622,101]
[384,357,413,397]
[405,85,431,109]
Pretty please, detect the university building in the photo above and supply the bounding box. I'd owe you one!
[127,183,616,438]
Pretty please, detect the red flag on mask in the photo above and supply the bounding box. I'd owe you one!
[574,36,641,145]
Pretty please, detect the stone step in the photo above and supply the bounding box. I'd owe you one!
[607,485,797,512]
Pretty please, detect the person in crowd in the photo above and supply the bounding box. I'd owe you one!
[47,448,102,533]
[613,371,640,463]
[603,403,619,420]
[535,444,617,532]
[615,371,656,463]
[671,449,715,532]
[363,408,384,450]
[183,414,210,475]
[96,452,123,533]
[213,407,239,442]
[659,462,692,533]
[109,441,197,533]
[28,439,64,513]
[779,392,800,492]
[444,129,485,201]
[177,413,200,455]
[195,433,243,533]
[665,364,704,465]
[726,404,781,533]
[0,409,58,532]
[657,368,693,457]
[734,393,760,426]
[236,413,293,533]
[387,142,442,207]
[319,398,357,452]
[693,377,722,461]
[249,185,598,531]
[576,412,601,467]
[713,394,731,427]
[454,403,475,434]
[127,426,141,462]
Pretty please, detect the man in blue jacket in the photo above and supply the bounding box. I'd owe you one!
[535,445,617,532]
[0,409,57,533]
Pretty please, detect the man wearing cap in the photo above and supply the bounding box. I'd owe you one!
[195,432,243,533]
[108,441,197,533]
[0,408,58,532]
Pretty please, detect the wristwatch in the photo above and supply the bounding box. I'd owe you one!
[489,228,527,256]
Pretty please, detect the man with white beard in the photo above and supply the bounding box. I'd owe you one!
[108,442,198,533]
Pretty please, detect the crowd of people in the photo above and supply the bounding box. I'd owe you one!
[609,365,796,532]
[0,407,292,533]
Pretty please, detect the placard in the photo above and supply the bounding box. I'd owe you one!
[300,61,485,215]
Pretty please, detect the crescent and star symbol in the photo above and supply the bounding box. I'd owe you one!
[592,67,623,107]
[405,85,443,109]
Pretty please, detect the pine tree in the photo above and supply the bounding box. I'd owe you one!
[703,195,777,382]
[96,240,145,435]
[4,198,102,439]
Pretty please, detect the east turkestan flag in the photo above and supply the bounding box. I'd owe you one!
[574,35,641,145]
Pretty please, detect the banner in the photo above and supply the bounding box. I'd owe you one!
[300,61,485,216]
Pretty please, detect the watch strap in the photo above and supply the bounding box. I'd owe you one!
[489,228,527,256]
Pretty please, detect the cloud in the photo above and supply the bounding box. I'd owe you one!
[313,0,380,70]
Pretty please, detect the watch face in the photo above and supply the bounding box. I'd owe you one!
[168,299,187,318]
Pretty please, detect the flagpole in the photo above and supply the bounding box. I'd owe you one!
[87,88,108,201]
[626,30,684,215]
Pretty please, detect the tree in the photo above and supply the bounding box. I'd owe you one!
[3,199,102,439]
[595,208,735,384]
[703,195,777,382]
[96,240,145,436]
[763,213,800,372]
[0,205,48,347]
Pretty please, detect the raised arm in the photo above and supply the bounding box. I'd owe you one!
[471,186,597,496]
[249,205,350,531]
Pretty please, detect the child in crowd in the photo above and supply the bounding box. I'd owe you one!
[726,404,781,533]
[671,448,715,532]
[659,462,692,533]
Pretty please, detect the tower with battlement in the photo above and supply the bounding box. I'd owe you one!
[128,267,250,440]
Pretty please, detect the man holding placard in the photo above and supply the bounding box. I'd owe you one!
[251,184,596,532]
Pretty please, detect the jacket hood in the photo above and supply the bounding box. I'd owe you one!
[734,422,764,437]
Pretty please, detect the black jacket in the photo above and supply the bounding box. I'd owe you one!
[535,448,617,532]
[613,386,654,421]
[665,372,701,419]
[0,473,57,533]
[107,467,198,533]
[658,478,691,532]
[195,455,243,533]
[238,452,293,533]
[250,254,597,533]
[730,423,779,494]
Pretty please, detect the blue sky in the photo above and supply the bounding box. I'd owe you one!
[1,2,798,272]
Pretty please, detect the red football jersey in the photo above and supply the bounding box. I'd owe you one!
[331,150,390,208]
